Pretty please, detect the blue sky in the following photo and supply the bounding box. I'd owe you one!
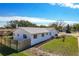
[0,3,79,26]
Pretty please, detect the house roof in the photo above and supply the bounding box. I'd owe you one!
[18,27,55,34]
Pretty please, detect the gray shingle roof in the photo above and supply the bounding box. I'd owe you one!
[18,27,54,34]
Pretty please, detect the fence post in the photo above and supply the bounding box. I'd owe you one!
[9,39,11,47]
[0,37,1,47]
[17,40,19,51]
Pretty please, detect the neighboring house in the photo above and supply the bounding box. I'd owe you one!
[13,27,58,46]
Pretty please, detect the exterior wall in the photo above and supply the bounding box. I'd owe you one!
[30,32,55,45]
[30,29,58,45]
[13,29,31,41]
[50,30,58,37]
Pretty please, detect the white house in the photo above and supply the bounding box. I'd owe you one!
[13,27,58,46]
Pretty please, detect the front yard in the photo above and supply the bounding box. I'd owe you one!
[40,36,78,56]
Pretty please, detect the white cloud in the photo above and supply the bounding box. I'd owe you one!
[0,16,56,26]
[0,16,79,27]
[50,3,79,9]
[64,21,79,24]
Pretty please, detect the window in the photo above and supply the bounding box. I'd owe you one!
[23,34,27,39]
[42,33,44,37]
[55,34,58,36]
[49,32,51,35]
[33,34,37,39]
[17,34,19,36]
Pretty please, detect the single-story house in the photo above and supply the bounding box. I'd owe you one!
[13,27,58,46]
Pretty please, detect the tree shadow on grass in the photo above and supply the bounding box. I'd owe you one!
[0,44,18,56]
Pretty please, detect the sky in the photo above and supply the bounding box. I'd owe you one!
[0,3,79,27]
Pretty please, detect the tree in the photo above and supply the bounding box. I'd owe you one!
[48,21,65,31]
[65,24,71,33]
[39,25,47,28]
[72,24,79,32]
[5,20,37,28]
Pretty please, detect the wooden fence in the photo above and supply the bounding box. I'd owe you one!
[0,38,31,51]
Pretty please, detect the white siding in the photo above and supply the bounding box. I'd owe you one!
[13,29,31,40]
[30,33,52,45]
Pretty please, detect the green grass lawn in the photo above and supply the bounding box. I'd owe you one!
[9,52,32,56]
[0,52,29,56]
[40,36,78,56]
[0,51,33,56]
